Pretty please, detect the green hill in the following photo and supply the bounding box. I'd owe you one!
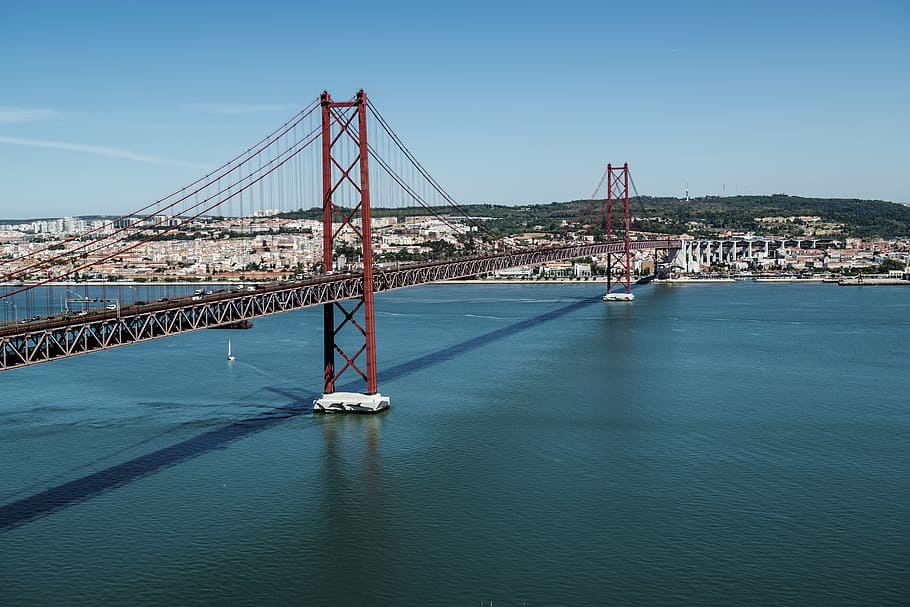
[328,195,910,240]
[253,195,909,241]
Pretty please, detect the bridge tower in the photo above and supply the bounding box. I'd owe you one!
[604,163,633,298]
[315,90,389,413]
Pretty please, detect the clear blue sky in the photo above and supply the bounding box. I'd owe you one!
[1,0,908,218]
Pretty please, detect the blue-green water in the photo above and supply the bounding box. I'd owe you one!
[1,282,908,605]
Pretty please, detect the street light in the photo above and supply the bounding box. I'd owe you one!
[61,288,74,314]
[3,299,17,322]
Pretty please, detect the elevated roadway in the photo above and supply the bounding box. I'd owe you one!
[0,239,680,371]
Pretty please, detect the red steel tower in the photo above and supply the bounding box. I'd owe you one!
[316,90,388,412]
[605,163,632,296]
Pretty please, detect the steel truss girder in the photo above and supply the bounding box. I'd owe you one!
[0,239,680,372]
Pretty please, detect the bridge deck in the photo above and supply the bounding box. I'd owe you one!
[0,240,679,371]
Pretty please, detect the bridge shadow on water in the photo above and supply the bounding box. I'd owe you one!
[0,294,602,533]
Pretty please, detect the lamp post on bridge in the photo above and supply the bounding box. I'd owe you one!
[3,299,16,323]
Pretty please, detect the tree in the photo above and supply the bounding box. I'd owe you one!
[879,258,905,273]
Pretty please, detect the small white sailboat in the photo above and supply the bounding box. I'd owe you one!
[227,339,235,361]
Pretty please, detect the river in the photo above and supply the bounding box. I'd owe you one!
[1,282,908,605]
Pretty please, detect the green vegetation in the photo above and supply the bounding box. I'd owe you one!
[624,195,910,239]
[6,195,909,241]
[280,195,910,240]
[878,258,906,272]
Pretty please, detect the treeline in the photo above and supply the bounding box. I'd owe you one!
[276,194,910,239]
[628,195,910,239]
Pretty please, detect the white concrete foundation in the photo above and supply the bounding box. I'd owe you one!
[313,392,391,414]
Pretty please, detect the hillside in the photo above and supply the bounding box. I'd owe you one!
[6,196,907,240]
[401,195,910,239]
[626,195,910,239]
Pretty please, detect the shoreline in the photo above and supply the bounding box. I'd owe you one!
[836,278,910,286]
[4,277,907,288]
[0,280,246,287]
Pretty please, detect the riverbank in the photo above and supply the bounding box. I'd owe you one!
[837,277,910,286]
[655,278,735,283]
[5,276,908,288]
[754,277,830,283]
[442,278,613,284]
[0,280,248,288]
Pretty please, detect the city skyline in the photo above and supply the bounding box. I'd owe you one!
[1,0,908,219]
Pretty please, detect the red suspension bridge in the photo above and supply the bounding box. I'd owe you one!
[1,90,681,408]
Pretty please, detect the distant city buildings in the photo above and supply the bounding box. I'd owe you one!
[1,212,907,282]
[1,217,110,236]
[0,213,473,281]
